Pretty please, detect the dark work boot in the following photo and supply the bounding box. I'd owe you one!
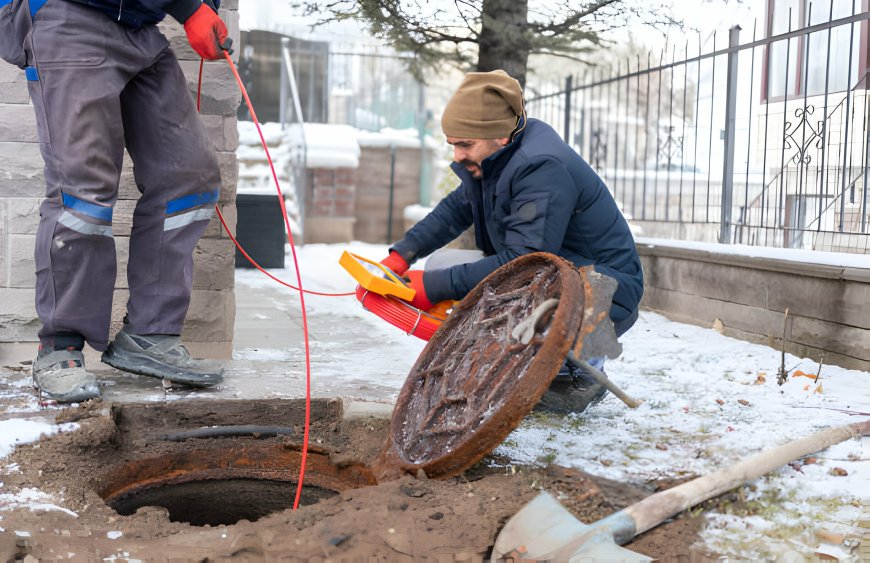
[535,357,608,415]
[101,329,223,388]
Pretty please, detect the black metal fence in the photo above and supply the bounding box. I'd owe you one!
[526,5,870,254]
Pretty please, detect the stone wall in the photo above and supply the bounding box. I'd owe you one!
[0,3,240,359]
[354,145,422,244]
[638,239,870,372]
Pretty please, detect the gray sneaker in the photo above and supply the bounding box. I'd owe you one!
[32,348,100,403]
[101,330,223,388]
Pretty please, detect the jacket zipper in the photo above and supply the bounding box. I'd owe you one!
[117,0,123,21]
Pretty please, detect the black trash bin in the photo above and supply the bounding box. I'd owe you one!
[234,193,286,269]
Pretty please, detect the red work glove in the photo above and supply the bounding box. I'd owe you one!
[403,270,434,311]
[184,3,231,60]
[380,250,409,276]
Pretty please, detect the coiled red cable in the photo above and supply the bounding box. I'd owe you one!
[356,287,444,341]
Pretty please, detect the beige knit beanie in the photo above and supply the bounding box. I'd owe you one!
[441,70,525,139]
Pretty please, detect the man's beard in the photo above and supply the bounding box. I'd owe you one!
[458,159,482,178]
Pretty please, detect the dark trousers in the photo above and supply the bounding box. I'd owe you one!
[25,0,221,350]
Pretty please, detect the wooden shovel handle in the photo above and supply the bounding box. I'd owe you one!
[625,421,868,535]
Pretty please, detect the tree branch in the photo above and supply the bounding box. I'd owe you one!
[531,0,622,35]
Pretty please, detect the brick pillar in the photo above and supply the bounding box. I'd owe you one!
[305,167,358,243]
[0,60,41,345]
[0,4,240,359]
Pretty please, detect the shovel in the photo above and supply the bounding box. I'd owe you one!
[492,420,868,561]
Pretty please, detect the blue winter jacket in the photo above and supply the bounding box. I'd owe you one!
[392,118,644,332]
[61,0,209,28]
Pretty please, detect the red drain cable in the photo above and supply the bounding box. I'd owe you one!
[197,62,354,299]
[196,54,321,510]
[196,52,445,506]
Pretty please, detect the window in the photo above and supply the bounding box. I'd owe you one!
[764,0,867,100]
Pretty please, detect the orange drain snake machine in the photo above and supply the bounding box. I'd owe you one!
[339,251,455,341]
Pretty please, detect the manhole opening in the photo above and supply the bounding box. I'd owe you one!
[94,399,381,527]
[107,477,337,526]
[98,442,377,527]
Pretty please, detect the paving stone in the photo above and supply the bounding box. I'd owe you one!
[0,288,38,342]
[8,234,35,288]
[0,199,6,286]
[7,198,41,234]
[0,103,38,142]
[0,64,29,104]
[0,142,45,197]
[193,237,235,290]
[179,60,242,117]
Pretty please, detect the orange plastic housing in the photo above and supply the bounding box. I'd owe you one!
[355,286,452,341]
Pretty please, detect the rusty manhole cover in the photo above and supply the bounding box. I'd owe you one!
[373,252,585,480]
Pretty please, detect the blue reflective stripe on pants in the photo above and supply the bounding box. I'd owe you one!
[29,0,48,17]
[61,192,113,221]
[166,189,219,214]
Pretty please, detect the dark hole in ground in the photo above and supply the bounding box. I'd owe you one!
[94,399,379,528]
[108,478,338,526]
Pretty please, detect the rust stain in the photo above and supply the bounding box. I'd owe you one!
[99,443,377,504]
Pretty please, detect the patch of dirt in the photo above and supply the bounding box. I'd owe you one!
[0,399,716,561]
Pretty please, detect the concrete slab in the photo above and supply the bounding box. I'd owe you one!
[0,270,401,421]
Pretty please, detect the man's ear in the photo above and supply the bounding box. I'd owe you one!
[498,137,510,147]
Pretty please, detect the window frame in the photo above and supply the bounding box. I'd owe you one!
[762,0,869,103]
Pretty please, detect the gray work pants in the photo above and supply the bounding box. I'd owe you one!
[25,0,221,350]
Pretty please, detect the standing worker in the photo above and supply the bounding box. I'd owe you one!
[0,0,233,403]
[380,70,644,413]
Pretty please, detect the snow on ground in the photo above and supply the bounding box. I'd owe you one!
[498,311,867,557]
[1,240,867,558]
[0,419,78,459]
[0,486,78,518]
[0,420,81,520]
[234,242,426,364]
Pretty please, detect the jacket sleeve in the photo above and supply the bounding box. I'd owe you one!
[390,183,474,265]
[158,0,204,23]
[424,157,577,303]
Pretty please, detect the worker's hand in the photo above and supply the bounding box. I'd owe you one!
[184,2,232,60]
[380,250,409,277]
[403,270,434,311]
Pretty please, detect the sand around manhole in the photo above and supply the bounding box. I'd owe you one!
[1,399,715,560]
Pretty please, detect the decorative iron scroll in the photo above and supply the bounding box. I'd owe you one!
[784,105,825,166]
[657,125,684,169]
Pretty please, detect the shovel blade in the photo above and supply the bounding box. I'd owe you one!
[492,492,652,562]
[562,541,653,562]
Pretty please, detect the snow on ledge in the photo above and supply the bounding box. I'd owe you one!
[357,128,441,150]
[238,122,440,170]
[296,123,361,169]
[637,237,869,269]
[403,204,432,223]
